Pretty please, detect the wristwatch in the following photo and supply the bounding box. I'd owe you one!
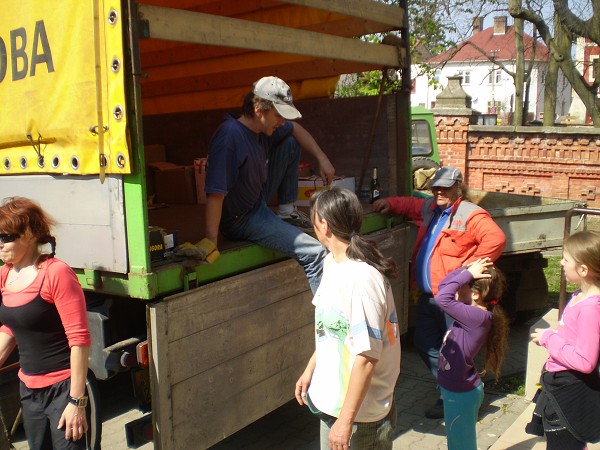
[69,396,88,408]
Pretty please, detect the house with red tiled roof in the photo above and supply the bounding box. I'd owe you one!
[411,16,572,124]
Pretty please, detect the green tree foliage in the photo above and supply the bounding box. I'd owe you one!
[336,0,458,98]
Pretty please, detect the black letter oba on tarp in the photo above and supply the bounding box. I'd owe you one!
[0,19,54,83]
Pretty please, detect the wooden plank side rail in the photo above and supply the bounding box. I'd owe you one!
[148,259,314,449]
[138,4,402,68]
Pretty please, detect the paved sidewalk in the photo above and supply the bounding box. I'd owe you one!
[11,321,534,450]
[209,321,532,450]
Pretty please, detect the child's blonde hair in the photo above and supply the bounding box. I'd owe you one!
[471,264,510,381]
[564,230,600,285]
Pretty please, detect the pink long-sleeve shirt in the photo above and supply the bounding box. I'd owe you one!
[0,258,90,388]
[540,291,600,374]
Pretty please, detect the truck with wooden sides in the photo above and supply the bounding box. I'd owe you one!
[0,1,587,449]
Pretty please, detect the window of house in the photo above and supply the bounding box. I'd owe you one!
[457,70,471,84]
[488,69,502,85]
[487,100,502,114]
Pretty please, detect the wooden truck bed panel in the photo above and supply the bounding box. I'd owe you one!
[148,259,314,449]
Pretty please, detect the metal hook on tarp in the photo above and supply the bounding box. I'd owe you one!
[26,133,45,167]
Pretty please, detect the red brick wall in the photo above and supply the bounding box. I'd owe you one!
[434,115,600,209]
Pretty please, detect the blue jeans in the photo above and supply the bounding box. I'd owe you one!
[264,135,300,204]
[413,294,454,379]
[440,384,484,450]
[220,136,326,293]
[319,402,397,450]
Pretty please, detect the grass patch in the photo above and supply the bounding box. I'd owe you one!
[545,255,562,309]
[486,372,526,396]
[543,255,578,309]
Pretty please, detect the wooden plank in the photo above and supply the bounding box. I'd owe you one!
[150,259,316,448]
[168,289,313,385]
[164,260,310,342]
[148,302,173,450]
[171,361,309,449]
[141,58,375,97]
[138,3,393,56]
[138,4,401,67]
[278,0,404,28]
[368,226,411,334]
[170,325,314,431]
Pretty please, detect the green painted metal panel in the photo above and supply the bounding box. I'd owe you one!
[74,211,402,300]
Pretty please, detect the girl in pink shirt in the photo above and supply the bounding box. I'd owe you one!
[527,230,600,449]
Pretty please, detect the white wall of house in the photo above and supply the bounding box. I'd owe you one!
[411,61,571,122]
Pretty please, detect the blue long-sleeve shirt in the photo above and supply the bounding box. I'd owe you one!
[435,267,492,392]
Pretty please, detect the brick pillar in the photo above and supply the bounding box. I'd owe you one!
[431,75,480,186]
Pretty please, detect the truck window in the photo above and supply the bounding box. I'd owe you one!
[411,120,433,157]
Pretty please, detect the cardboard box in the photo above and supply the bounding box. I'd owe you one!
[146,161,179,201]
[154,165,197,204]
[148,226,178,261]
[297,176,356,206]
[194,158,207,204]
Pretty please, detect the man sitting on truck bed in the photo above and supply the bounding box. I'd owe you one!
[204,76,334,293]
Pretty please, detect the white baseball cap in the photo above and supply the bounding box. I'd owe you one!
[253,76,302,120]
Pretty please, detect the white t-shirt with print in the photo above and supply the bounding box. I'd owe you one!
[307,254,401,422]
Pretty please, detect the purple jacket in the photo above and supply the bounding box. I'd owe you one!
[435,267,492,392]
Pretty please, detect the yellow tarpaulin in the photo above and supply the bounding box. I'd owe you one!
[0,0,130,175]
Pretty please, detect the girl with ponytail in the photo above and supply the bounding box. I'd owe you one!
[434,257,509,450]
[295,187,401,450]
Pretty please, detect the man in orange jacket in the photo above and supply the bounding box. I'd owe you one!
[373,165,506,419]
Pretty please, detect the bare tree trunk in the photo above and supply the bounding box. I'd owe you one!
[514,17,525,125]
[544,61,558,125]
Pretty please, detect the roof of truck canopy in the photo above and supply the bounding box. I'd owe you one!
[136,0,408,114]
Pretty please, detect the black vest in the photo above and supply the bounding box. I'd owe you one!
[0,276,70,375]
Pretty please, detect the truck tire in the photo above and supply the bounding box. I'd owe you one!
[412,157,439,192]
[86,370,102,450]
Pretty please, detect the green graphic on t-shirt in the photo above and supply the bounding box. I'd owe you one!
[316,308,349,342]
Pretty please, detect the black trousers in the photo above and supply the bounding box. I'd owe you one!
[20,378,87,450]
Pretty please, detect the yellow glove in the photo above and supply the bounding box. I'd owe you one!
[174,238,220,263]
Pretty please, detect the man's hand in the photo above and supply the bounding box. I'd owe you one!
[291,122,335,185]
[318,157,336,185]
[372,198,391,213]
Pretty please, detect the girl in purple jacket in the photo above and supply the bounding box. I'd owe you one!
[435,257,509,450]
